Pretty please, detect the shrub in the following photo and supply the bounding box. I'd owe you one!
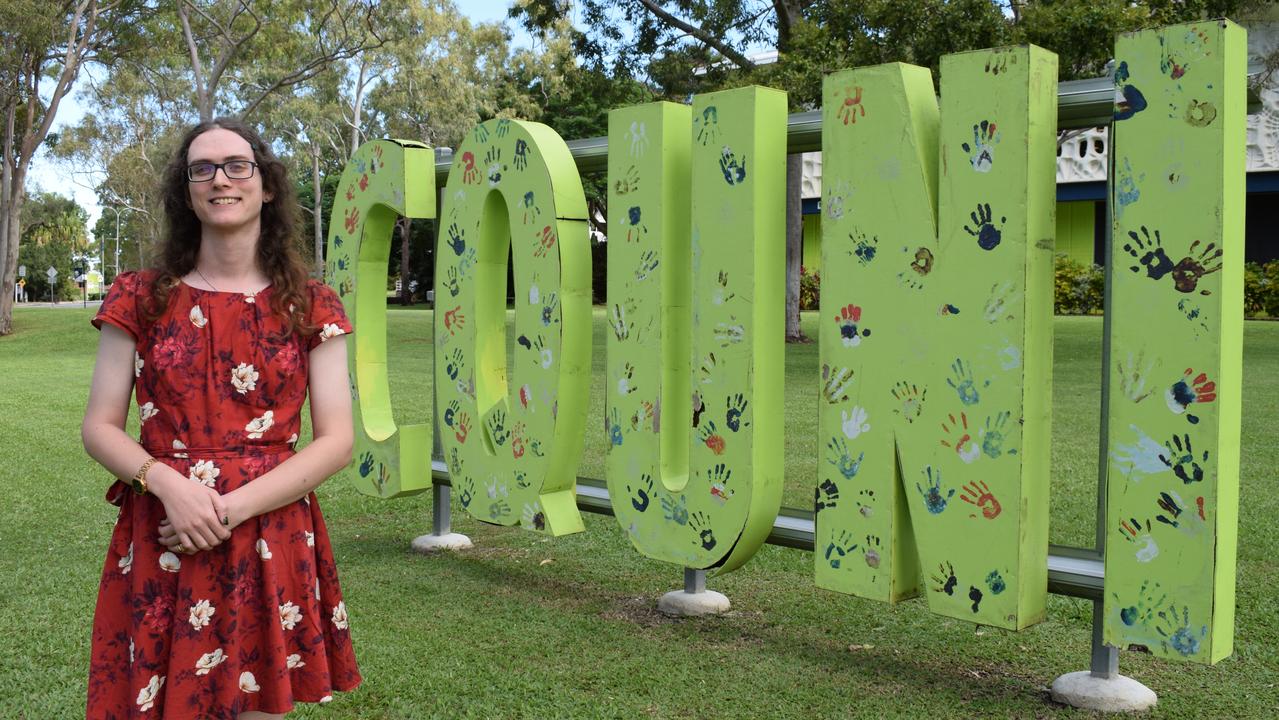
[1053,254,1105,315]
[800,265,820,311]
[1244,261,1279,318]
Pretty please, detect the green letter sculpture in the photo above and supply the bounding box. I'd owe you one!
[434,119,592,535]
[606,87,787,572]
[1103,20,1245,664]
[815,48,1058,629]
[328,139,436,498]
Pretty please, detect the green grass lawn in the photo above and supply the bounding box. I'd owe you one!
[2,307,1276,718]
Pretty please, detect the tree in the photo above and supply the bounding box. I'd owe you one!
[17,191,90,301]
[0,0,137,334]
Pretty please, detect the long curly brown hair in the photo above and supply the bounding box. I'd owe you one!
[147,117,313,335]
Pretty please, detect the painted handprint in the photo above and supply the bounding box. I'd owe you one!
[725,394,749,432]
[707,463,734,505]
[931,561,958,595]
[446,266,461,297]
[458,476,474,509]
[840,405,870,440]
[511,421,526,459]
[628,474,653,512]
[960,480,1002,520]
[460,151,479,184]
[627,120,649,157]
[822,364,855,404]
[984,48,1015,75]
[696,106,720,146]
[617,362,636,396]
[689,511,717,551]
[541,293,559,327]
[698,353,719,384]
[1111,424,1171,480]
[835,86,865,125]
[532,335,553,369]
[473,124,490,143]
[940,412,979,463]
[634,250,659,281]
[719,146,747,185]
[968,585,984,612]
[849,230,878,265]
[443,306,465,336]
[533,225,557,259]
[484,146,505,186]
[1165,367,1216,423]
[513,138,529,171]
[344,206,360,234]
[630,400,654,433]
[446,223,466,255]
[985,570,1006,595]
[625,206,648,243]
[979,411,1016,458]
[494,119,511,137]
[947,358,986,406]
[698,420,725,455]
[862,535,882,569]
[1123,226,1175,280]
[487,409,509,447]
[1117,350,1157,403]
[1113,61,1149,121]
[856,489,875,519]
[1169,240,1223,294]
[1119,517,1160,563]
[826,437,864,480]
[614,165,640,195]
[1158,433,1208,484]
[445,348,464,380]
[454,411,471,444]
[961,120,999,172]
[834,304,871,347]
[1118,580,1167,627]
[660,492,689,525]
[609,301,634,341]
[458,247,478,276]
[713,270,735,306]
[916,466,954,515]
[358,452,375,478]
[607,407,623,446]
[814,478,839,514]
[1154,489,1206,531]
[963,203,1006,251]
[521,191,540,224]
[1154,604,1207,657]
[891,381,927,422]
[522,501,545,531]
[1115,157,1144,217]
[714,321,744,347]
[824,531,859,569]
[488,499,511,520]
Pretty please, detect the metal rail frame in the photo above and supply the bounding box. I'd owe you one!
[416,62,1264,679]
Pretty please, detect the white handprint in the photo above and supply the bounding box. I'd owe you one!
[841,406,871,440]
[1111,424,1171,480]
[628,121,649,158]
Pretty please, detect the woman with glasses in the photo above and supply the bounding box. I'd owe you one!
[82,118,361,719]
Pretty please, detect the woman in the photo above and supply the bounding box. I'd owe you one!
[82,118,361,718]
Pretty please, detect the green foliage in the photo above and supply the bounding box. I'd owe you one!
[799,264,820,311]
[1244,260,1279,318]
[17,192,91,301]
[1053,253,1104,315]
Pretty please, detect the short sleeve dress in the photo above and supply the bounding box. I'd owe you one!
[86,270,361,719]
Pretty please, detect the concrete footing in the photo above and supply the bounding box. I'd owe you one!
[657,589,731,617]
[410,532,473,553]
[1050,671,1157,712]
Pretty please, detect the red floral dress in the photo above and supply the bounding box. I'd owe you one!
[87,271,361,719]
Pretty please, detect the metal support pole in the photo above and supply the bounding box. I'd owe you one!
[684,567,706,594]
[432,483,452,537]
[1090,600,1119,678]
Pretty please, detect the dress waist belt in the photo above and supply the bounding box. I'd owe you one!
[144,443,295,459]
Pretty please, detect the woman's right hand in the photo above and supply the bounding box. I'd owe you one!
[148,465,231,552]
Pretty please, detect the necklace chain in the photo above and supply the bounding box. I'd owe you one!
[194,267,219,292]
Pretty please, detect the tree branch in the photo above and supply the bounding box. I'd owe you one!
[634,0,755,69]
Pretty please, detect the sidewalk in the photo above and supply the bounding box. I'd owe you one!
[13,299,103,309]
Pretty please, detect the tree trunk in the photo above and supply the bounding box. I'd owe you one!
[785,153,806,342]
[312,147,324,277]
[398,216,411,305]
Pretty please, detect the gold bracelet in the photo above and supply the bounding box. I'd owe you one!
[132,457,157,495]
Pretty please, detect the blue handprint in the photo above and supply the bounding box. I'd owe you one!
[488,409,509,446]
[824,530,859,569]
[541,293,559,327]
[446,348,464,380]
[447,223,466,255]
[660,493,689,525]
[513,139,529,170]
[358,451,375,477]
[608,408,623,446]
[719,146,747,185]
[916,466,954,515]
[947,358,986,406]
[825,437,864,480]
[627,473,653,513]
[444,400,459,428]
[725,393,748,432]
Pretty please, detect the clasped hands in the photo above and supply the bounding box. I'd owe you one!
[153,470,246,555]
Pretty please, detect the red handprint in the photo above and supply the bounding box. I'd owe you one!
[344,206,360,234]
[834,304,870,347]
[1165,367,1216,423]
[461,151,479,184]
[511,422,526,459]
[837,86,866,125]
[358,173,369,191]
[345,185,355,201]
[960,480,1002,519]
[533,225,557,258]
[444,306,466,335]
[455,411,471,443]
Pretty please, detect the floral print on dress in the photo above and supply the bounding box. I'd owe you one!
[88,272,360,718]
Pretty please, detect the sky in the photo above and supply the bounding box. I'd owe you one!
[26,0,543,241]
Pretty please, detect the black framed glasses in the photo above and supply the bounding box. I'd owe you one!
[186,160,258,182]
